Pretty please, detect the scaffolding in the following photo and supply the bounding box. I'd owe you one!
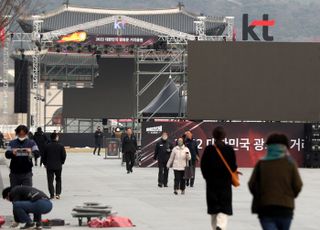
[3,13,234,132]
[2,28,10,118]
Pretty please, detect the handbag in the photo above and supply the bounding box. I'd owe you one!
[184,160,194,179]
[214,144,240,187]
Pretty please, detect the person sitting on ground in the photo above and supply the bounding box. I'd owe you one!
[248,133,303,230]
[2,186,53,229]
[5,125,40,187]
[43,132,67,200]
[167,137,191,195]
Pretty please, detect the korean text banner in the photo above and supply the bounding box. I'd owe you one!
[141,121,304,167]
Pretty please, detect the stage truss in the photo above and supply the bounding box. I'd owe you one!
[2,14,234,132]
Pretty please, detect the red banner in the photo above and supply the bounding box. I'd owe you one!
[141,121,305,167]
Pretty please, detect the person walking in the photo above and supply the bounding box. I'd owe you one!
[2,186,53,229]
[184,130,199,187]
[93,126,103,156]
[33,127,48,166]
[5,125,39,187]
[0,131,4,149]
[167,137,191,195]
[122,128,138,174]
[201,127,238,230]
[248,133,303,230]
[154,131,173,188]
[42,132,67,200]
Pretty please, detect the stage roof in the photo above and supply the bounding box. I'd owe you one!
[18,4,227,36]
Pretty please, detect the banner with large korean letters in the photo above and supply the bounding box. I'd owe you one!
[141,121,304,167]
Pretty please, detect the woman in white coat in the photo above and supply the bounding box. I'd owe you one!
[167,137,191,195]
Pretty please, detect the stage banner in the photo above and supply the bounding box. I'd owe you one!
[141,121,305,167]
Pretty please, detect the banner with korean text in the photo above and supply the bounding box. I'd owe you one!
[141,121,304,167]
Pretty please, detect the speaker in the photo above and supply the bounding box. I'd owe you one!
[102,118,108,125]
[14,59,29,113]
[304,123,320,168]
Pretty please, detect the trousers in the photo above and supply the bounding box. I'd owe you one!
[158,161,169,186]
[259,217,292,230]
[13,199,52,223]
[125,152,135,172]
[47,169,62,197]
[10,172,33,187]
[173,170,185,191]
[211,213,228,230]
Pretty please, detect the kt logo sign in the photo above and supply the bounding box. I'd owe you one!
[242,14,275,41]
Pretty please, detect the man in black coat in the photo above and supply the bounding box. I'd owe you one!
[42,132,67,199]
[5,125,40,187]
[33,127,48,166]
[154,131,173,187]
[2,186,52,229]
[122,128,137,174]
[184,130,200,187]
[201,127,237,230]
[93,126,103,156]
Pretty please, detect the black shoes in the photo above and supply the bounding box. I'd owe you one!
[174,190,178,195]
[20,222,35,229]
[158,184,163,188]
[216,227,222,230]
[35,222,42,229]
[164,184,168,187]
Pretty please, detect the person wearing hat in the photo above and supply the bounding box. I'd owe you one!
[2,186,52,229]
[5,125,40,187]
[42,132,67,200]
[248,133,303,230]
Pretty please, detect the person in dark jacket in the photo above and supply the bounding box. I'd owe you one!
[0,131,5,149]
[122,128,137,174]
[93,126,103,156]
[33,127,48,166]
[248,133,303,230]
[154,131,173,187]
[184,130,200,187]
[42,132,67,199]
[201,126,237,230]
[5,125,40,187]
[2,186,52,229]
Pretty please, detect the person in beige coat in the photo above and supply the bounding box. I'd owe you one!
[167,137,191,195]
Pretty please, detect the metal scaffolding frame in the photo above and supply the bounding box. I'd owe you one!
[2,28,10,119]
[3,13,234,132]
[135,46,187,121]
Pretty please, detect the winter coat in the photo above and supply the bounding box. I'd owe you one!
[248,156,303,218]
[9,186,49,202]
[33,131,48,155]
[122,135,138,153]
[167,145,191,171]
[94,130,104,146]
[201,143,237,215]
[185,138,199,162]
[154,139,174,163]
[42,140,67,170]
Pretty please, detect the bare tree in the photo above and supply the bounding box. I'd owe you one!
[0,0,39,31]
